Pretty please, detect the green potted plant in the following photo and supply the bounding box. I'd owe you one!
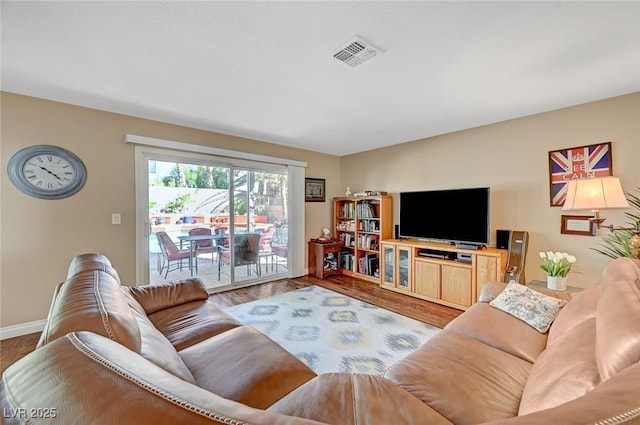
[539,251,576,291]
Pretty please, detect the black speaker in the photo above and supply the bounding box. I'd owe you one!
[496,229,510,250]
[394,224,400,239]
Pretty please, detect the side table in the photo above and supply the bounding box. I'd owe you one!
[308,240,342,279]
[527,280,583,294]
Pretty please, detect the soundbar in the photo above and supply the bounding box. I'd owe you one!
[457,243,482,251]
[417,249,457,260]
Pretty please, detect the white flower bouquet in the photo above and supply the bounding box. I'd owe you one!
[538,251,576,277]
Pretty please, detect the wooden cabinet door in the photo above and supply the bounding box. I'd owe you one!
[441,264,472,307]
[381,244,395,288]
[414,260,440,299]
[476,255,499,285]
[397,245,412,291]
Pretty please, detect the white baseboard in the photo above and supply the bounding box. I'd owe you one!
[0,319,46,340]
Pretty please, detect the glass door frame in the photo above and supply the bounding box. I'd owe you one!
[134,144,296,290]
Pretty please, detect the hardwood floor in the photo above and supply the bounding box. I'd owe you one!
[1,274,462,376]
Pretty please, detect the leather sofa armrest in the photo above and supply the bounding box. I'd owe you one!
[482,362,640,425]
[127,278,209,314]
[478,281,508,302]
[2,332,322,425]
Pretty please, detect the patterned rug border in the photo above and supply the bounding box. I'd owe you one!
[224,285,441,375]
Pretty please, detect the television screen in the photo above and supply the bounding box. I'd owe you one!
[399,187,490,245]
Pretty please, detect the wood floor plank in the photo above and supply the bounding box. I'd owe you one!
[1,274,462,376]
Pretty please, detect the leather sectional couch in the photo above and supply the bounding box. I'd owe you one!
[1,253,639,424]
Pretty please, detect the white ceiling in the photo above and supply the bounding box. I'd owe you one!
[2,1,639,156]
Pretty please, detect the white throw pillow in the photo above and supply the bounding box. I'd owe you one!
[490,283,568,333]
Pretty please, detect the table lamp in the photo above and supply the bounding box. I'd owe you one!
[562,176,640,258]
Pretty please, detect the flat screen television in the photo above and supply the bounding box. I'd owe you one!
[399,187,490,246]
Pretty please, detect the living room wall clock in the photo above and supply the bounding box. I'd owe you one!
[7,145,87,199]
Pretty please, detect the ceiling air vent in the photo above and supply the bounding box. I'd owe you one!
[333,37,380,68]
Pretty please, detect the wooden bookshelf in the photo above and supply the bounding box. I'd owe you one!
[334,195,393,284]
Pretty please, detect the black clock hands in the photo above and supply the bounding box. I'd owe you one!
[28,162,63,180]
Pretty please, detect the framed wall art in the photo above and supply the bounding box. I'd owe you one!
[548,141,612,207]
[305,178,326,202]
[561,215,596,236]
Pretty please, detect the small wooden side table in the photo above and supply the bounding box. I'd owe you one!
[527,280,583,294]
[308,240,342,279]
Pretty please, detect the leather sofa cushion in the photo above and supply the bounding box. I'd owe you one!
[268,373,453,425]
[518,318,600,415]
[134,309,196,384]
[38,270,141,353]
[547,284,599,345]
[179,326,316,410]
[127,278,210,314]
[385,330,531,424]
[2,331,321,425]
[445,302,548,363]
[596,258,640,381]
[148,300,241,351]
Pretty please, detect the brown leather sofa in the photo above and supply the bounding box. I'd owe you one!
[2,253,639,424]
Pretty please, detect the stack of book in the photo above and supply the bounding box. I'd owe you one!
[359,219,379,232]
[358,234,379,250]
[341,252,355,271]
[356,201,378,218]
[339,233,355,247]
[340,203,355,218]
[358,253,379,277]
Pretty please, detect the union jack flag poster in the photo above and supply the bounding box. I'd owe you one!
[548,141,612,207]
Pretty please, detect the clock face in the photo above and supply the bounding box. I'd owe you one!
[23,154,76,190]
[7,145,87,199]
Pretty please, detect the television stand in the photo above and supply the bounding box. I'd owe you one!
[381,239,508,311]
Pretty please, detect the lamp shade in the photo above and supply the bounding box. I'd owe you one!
[562,177,630,211]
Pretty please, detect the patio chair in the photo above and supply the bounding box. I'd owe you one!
[188,227,217,263]
[259,227,276,251]
[218,233,261,280]
[156,231,194,278]
[271,225,288,271]
[214,227,229,248]
[258,227,276,273]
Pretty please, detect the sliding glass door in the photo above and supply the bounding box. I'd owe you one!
[141,150,288,291]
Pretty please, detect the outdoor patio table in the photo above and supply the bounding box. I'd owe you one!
[177,234,229,276]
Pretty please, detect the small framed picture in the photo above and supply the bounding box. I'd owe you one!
[305,178,326,202]
[561,214,596,236]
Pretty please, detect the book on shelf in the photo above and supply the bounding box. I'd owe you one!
[358,234,379,250]
[358,253,379,276]
[340,203,355,218]
[341,252,355,271]
[356,201,379,218]
[340,233,355,248]
[358,219,379,232]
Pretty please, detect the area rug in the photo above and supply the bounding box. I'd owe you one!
[224,285,440,375]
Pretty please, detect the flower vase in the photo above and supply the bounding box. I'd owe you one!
[547,275,567,291]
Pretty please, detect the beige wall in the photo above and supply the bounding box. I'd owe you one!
[2,92,638,329]
[341,92,640,288]
[0,92,340,327]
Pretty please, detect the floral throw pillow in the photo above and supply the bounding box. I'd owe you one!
[489,283,568,333]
